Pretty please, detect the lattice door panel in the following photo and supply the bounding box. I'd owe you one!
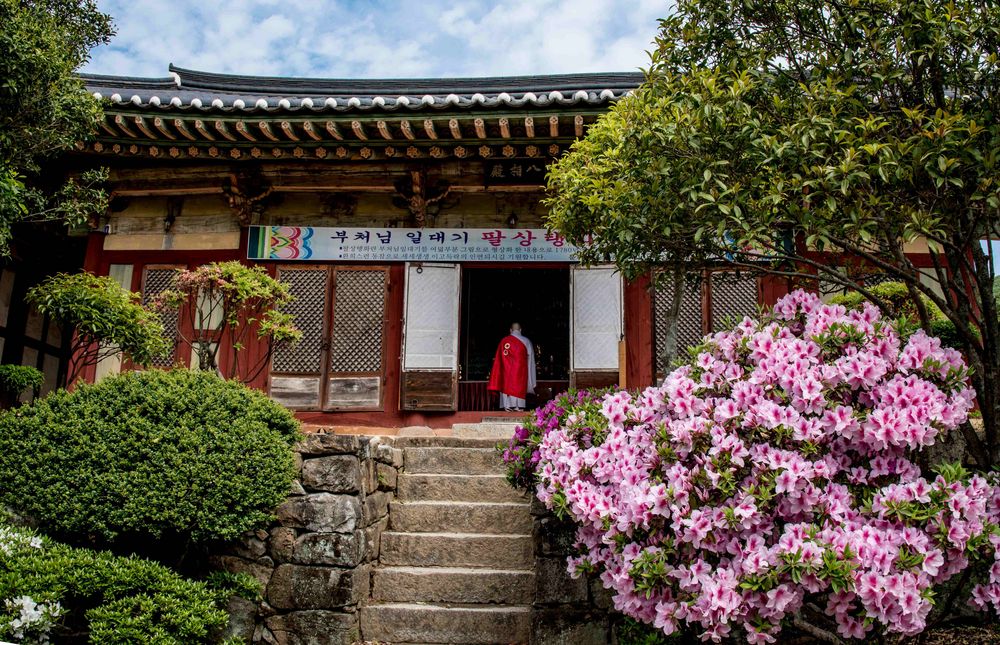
[141,267,180,368]
[402,263,460,371]
[272,268,329,374]
[401,263,460,411]
[329,269,386,373]
[571,266,622,371]
[711,272,758,332]
[654,276,703,375]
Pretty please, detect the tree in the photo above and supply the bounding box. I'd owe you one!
[0,0,114,254]
[26,272,171,384]
[546,73,745,366]
[546,0,1000,467]
[151,261,301,383]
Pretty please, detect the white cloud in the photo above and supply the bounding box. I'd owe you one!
[83,0,666,78]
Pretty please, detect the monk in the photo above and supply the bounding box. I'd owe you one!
[487,322,537,411]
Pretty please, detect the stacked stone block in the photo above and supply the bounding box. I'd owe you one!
[212,433,401,645]
[529,496,615,644]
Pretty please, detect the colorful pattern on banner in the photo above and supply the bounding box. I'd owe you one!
[248,226,583,262]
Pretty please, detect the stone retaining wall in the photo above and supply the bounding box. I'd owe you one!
[530,497,615,644]
[213,434,402,645]
[215,434,620,644]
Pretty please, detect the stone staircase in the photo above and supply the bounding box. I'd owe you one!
[360,435,534,644]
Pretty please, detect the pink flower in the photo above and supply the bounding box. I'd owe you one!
[523,289,985,643]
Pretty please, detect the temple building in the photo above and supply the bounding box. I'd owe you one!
[64,65,779,426]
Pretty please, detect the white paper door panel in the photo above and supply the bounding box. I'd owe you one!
[571,266,623,370]
[402,263,460,370]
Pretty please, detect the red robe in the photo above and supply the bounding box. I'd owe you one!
[487,335,529,399]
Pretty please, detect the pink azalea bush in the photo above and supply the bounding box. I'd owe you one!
[503,290,1000,642]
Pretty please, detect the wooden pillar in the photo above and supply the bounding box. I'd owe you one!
[384,263,405,418]
[759,274,791,308]
[624,274,654,390]
[74,231,108,385]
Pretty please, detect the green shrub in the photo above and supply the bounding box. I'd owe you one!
[0,364,42,396]
[0,369,300,544]
[0,522,248,644]
[26,272,171,383]
[829,281,965,346]
[828,281,942,319]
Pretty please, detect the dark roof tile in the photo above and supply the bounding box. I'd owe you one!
[79,65,643,114]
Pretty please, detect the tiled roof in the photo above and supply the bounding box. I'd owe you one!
[81,64,643,114]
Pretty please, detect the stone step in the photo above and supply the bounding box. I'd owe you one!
[380,531,533,569]
[451,422,521,439]
[404,446,506,475]
[372,566,534,604]
[389,501,532,534]
[360,602,531,644]
[390,436,503,449]
[397,473,526,503]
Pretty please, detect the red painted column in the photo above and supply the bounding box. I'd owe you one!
[759,275,791,309]
[383,263,405,419]
[624,274,654,390]
[74,231,107,385]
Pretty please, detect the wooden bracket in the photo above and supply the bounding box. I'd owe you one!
[391,169,456,227]
[222,167,275,227]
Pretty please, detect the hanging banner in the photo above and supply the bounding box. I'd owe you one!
[248,226,583,262]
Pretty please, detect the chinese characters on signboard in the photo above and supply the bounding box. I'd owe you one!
[248,226,584,262]
[483,161,547,186]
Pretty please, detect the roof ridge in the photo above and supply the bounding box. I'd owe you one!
[79,65,642,114]
[167,63,645,93]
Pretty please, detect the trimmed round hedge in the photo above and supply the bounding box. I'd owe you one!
[0,369,300,543]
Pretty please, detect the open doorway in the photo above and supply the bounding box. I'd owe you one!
[458,267,570,411]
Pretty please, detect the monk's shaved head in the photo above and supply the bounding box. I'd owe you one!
[510,322,521,332]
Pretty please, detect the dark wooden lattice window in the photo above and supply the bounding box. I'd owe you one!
[325,267,387,410]
[653,271,760,378]
[710,272,759,331]
[270,267,330,409]
[272,268,329,374]
[141,266,181,368]
[329,269,385,373]
[269,265,387,411]
[654,277,703,377]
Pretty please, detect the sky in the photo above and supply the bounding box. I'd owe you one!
[82,0,667,79]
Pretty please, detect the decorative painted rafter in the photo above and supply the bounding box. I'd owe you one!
[448,119,462,139]
[173,119,198,141]
[376,121,393,140]
[524,117,535,138]
[351,121,368,140]
[302,121,323,141]
[499,118,510,138]
[214,120,238,142]
[193,120,216,140]
[574,115,585,138]
[132,116,158,139]
[400,120,415,140]
[423,119,438,139]
[549,116,559,137]
[99,118,118,137]
[473,118,486,139]
[258,121,280,142]
[280,121,300,141]
[235,121,257,141]
[324,122,344,140]
[113,115,137,138]
[152,117,177,140]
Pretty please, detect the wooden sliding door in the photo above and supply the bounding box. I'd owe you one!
[269,265,389,411]
[400,262,460,411]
